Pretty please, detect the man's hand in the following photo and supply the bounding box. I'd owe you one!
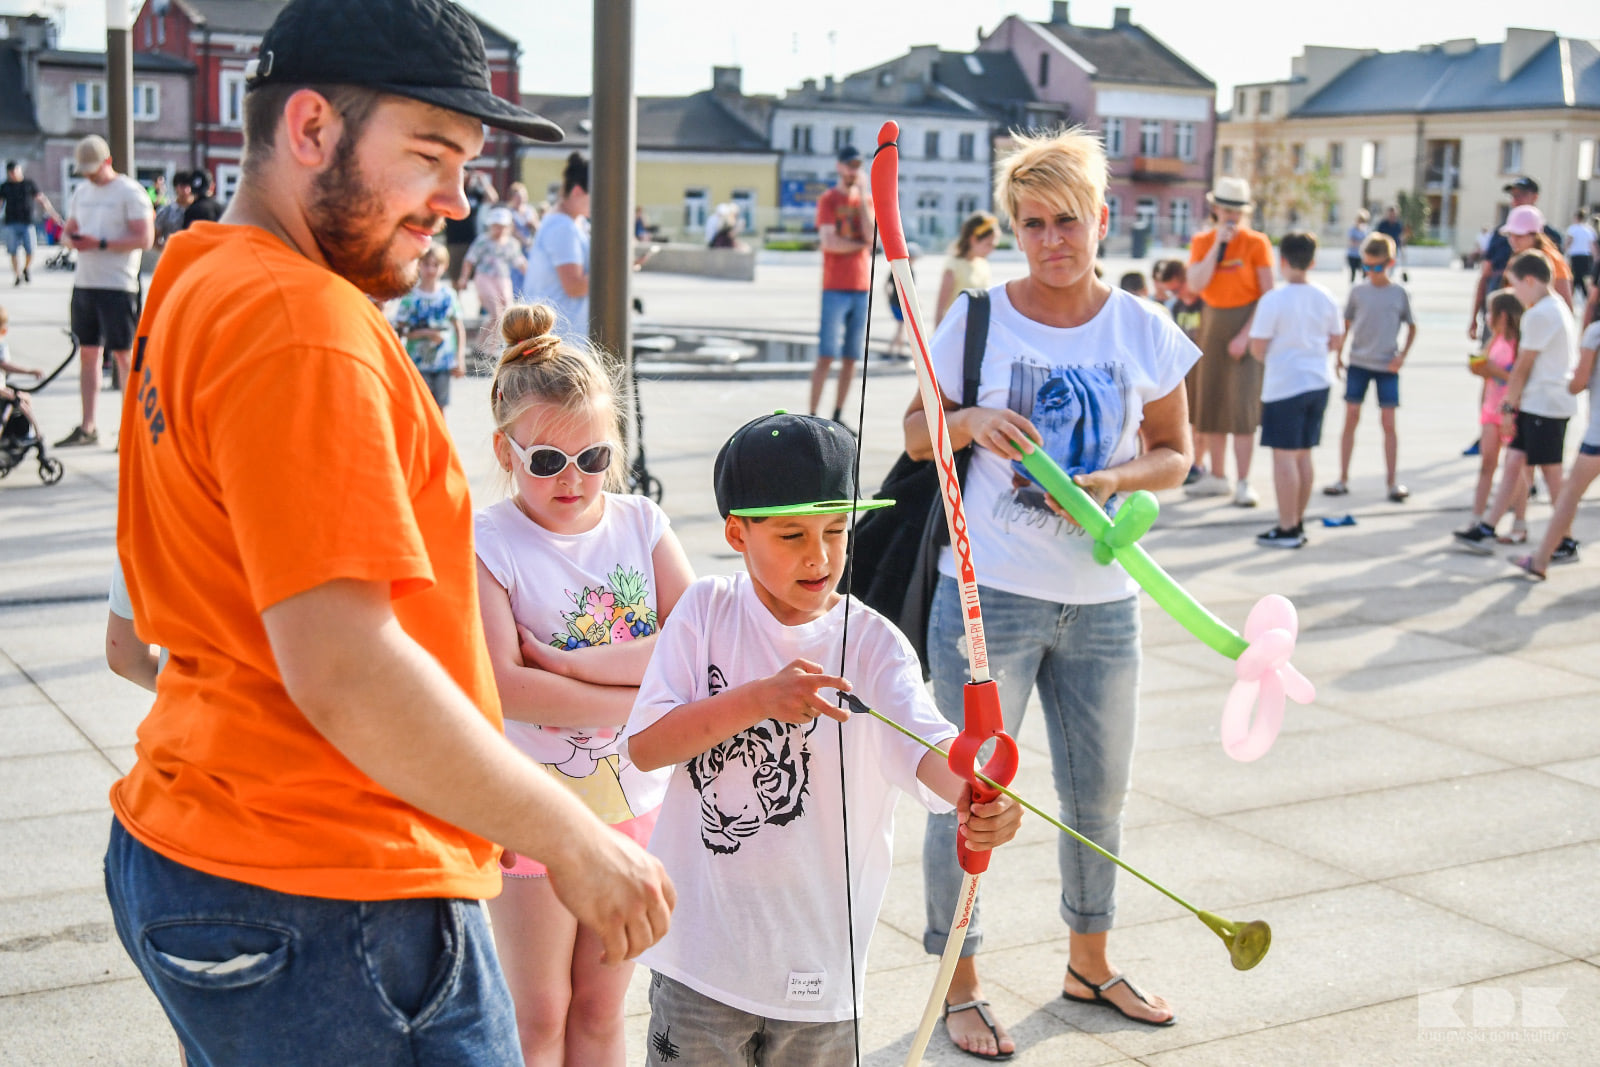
[956,786,1022,852]
[761,659,850,726]
[1468,319,1480,341]
[68,234,97,253]
[1334,358,1346,380]
[1227,332,1249,359]
[543,831,676,965]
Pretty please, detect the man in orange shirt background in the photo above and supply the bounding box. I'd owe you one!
[106,1,673,1062]
[809,143,876,428]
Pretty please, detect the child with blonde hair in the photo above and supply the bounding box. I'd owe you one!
[474,304,695,1065]
[1466,290,1530,540]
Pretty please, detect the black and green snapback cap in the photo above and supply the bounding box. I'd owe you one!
[714,411,895,518]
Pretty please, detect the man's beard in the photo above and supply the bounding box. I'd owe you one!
[307,138,438,301]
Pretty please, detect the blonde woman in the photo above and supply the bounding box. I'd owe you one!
[906,127,1197,1058]
[935,210,999,324]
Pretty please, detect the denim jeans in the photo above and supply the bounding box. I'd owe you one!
[104,817,522,1066]
[818,288,869,360]
[922,577,1141,952]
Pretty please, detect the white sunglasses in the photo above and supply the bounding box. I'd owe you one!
[505,436,614,478]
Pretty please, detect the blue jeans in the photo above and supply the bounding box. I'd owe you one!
[818,288,868,360]
[104,817,522,1066]
[923,577,1141,951]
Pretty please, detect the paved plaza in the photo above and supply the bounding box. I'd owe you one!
[1,252,1598,1065]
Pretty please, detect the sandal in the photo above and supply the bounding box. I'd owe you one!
[942,999,1015,1061]
[1509,555,1547,581]
[1496,526,1528,545]
[1322,481,1349,496]
[1061,964,1176,1027]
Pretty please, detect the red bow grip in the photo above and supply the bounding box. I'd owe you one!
[947,680,1019,874]
[871,122,909,261]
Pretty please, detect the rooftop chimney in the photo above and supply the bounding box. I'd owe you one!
[823,74,835,95]
[1050,2,1069,25]
[712,65,742,95]
[1499,28,1556,82]
[1113,7,1131,26]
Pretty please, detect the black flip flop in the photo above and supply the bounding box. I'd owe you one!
[1061,964,1177,1027]
[943,999,1016,1061]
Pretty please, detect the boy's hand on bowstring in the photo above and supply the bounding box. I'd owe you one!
[957,786,1022,852]
[761,659,851,725]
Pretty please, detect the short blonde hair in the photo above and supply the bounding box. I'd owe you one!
[1362,233,1395,260]
[420,243,450,269]
[993,127,1107,231]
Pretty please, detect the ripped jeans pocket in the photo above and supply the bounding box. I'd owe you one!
[142,919,293,991]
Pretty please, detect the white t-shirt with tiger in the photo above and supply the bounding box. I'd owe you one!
[475,493,672,825]
[622,573,956,1022]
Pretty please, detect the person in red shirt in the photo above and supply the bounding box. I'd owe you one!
[106,1,673,1062]
[810,144,876,427]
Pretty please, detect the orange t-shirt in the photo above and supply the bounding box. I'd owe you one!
[112,224,502,901]
[1188,227,1273,309]
[817,185,871,291]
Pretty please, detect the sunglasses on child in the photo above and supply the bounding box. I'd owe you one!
[504,435,613,478]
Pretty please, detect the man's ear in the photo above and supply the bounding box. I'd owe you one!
[724,514,747,553]
[280,89,343,168]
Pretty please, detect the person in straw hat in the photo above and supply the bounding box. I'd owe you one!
[1183,176,1275,506]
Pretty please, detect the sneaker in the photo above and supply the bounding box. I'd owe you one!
[1183,465,1204,486]
[1322,480,1349,496]
[53,425,98,448]
[1551,537,1580,565]
[1387,483,1410,503]
[1233,480,1260,508]
[21,267,29,283]
[1186,473,1231,498]
[1452,521,1497,555]
[1256,526,1304,549]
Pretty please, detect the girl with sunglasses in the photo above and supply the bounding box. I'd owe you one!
[474,303,695,1066]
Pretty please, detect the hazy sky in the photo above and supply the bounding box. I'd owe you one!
[31,0,1600,107]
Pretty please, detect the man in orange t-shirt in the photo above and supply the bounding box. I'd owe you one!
[105,1,673,1061]
[1185,176,1275,508]
[810,143,877,426]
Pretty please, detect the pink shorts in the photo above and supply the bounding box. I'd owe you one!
[499,808,659,879]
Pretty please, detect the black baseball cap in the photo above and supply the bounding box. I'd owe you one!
[245,0,563,143]
[837,144,862,164]
[1503,176,1539,194]
[714,411,893,518]
[186,168,211,194]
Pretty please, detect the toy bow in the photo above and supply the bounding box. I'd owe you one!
[868,120,1020,1067]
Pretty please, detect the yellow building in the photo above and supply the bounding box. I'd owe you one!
[521,68,780,243]
[1217,32,1600,255]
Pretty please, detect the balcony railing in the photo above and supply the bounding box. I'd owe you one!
[1131,155,1192,182]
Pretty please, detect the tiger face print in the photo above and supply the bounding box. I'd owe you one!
[687,717,816,855]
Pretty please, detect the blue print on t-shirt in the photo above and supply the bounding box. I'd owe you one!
[1006,362,1128,509]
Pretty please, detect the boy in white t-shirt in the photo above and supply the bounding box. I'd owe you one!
[1246,232,1344,548]
[622,412,1021,1066]
[1455,251,1580,553]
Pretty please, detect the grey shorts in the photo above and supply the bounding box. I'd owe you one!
[645,971,856,1066]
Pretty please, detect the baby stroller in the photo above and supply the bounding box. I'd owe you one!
[0,332,77,486]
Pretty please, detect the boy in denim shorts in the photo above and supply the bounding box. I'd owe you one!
[1325,233,1416,501]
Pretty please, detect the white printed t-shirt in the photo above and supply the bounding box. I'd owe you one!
[1517,295,1579,420]
[622,573,955,1022]
[67,174,151,292]
[1248,281,1343,402]
[475,493,672,824]
[930,286,1199,605]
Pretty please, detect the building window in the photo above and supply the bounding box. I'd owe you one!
[1329,141,1344,175]
[1220,145,1234,175]
[877,69,893,87]
[1291,143,1306,173]
[1139,120,1162,157]
[1174,122,1195,162]
[1326,201,1340,228]
[133,83,160,123]
[915,191,943,238]
[925,130,941,160]
[958,132,975,162]
[1235,90,1247,116]
[1372,141,1386,176]
[1257,89,1272,116]
[955,193,979,220]
[219,70,247,127]
[791,124,814,154]
[731,189,756,232]
[1037,52,1049,87]
[215,164,242,203]
[1171,198,1192,239]
[142,20,151,47]
[1106,195,1121,237]
[72,80,106,118]
[1135,197,1157,234]
[157,15,165,44]
[683,188,708,230]
[1102,117,1124,159]
[1500,139,1523,174]
[833,126,853,153]
[1255,145,1270,177]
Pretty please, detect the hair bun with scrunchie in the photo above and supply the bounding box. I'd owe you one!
[499,304,563,365]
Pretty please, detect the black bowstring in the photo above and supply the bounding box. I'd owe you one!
[834,143,890,1066]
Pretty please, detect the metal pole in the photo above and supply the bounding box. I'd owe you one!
[590,0,635,375]
[106,0,134,177]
